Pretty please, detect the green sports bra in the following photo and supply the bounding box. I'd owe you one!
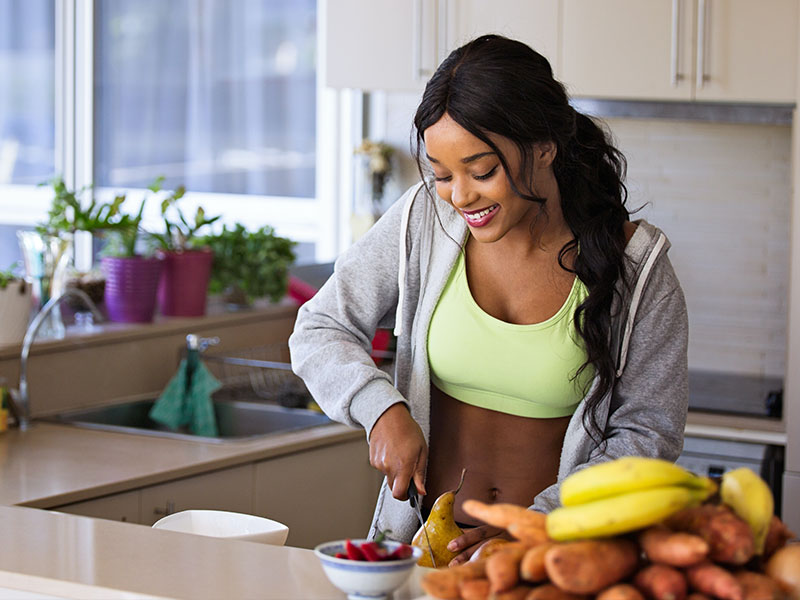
[427,252,594,419]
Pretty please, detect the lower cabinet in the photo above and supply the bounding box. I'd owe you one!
[253,437,383,549]
[55,489,141,523]
[50,438,381,546]
[139,464,254,526]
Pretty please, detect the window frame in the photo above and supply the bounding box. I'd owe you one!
[0,0,342,263]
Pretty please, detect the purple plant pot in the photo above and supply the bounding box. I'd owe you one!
[102,256,163,323]
[156,248,213,317]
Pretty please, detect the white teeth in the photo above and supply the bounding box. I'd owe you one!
[464,206,496,220]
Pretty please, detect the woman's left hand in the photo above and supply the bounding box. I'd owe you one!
[445,525,511,566]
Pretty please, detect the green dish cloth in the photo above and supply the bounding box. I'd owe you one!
[149,356,222,437]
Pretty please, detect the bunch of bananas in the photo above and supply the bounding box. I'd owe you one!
[546,457,717,541]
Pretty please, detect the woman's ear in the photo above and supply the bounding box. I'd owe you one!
[534,141,557,168]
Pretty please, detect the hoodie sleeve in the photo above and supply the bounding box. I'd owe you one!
[289,185,420,439]
[531,253,689,513]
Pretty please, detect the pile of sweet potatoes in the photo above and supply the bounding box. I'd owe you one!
[419,500,797,600]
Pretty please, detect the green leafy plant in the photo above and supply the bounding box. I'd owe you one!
[146,176,220,251]
[37,176,127,236]
[0,263,22,290]
[200,224,297,304]
[99,198,148,258]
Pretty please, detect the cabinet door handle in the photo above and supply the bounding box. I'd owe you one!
[413,0,433,81]
[696,0,710,88]
[670,0,683,86]
[153,501,175,516]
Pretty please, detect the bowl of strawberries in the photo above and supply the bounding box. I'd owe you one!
[314,535,423,600]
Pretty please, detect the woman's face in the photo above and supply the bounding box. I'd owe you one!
[423,113,552,245]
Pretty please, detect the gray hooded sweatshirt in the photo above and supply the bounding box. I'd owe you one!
[289,182,689,543]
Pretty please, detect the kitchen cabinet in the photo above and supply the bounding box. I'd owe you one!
[253,437,382,549]
[54,490,141,523]
[323,0,559,92]
[140,464,254,526]
[561,0,798,103]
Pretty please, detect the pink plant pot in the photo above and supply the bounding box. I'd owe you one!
[156,248,213,317]
[102,256,163,323]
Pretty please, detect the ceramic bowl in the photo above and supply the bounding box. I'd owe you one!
[152,510,289,545]
[314,539,423,600]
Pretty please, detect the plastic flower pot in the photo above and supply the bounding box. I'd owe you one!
[156,248,213,317]
[102,256,163,323]
[0,280,32,345]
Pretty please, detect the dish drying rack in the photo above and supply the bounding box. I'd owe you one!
[195,340,312,409]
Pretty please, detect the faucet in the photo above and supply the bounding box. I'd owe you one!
[14,288,105,431]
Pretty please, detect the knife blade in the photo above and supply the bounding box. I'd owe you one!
[408,480,437,568]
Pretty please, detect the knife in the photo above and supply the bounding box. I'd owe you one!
[408,479,437,568]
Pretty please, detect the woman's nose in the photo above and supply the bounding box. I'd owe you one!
[450,181,476,210]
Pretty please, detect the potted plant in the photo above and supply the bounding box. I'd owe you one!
[147,177,220,317]
[0,263,32,346]
[36,176,128,311]
[100,195,163,323]
[200,224,296,309]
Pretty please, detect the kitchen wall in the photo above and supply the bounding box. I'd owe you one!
[372,92,792,379]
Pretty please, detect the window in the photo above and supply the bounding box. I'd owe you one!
[94,0,316,197]
[0,0,329,267]
[0,0,55,185]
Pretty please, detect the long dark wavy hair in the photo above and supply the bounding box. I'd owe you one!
[413,35,630,444]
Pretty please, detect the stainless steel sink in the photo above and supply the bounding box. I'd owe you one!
[44,399,331,443]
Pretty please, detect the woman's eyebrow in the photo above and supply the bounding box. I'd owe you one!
[425,151,496,164]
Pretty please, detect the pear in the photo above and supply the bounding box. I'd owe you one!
[412,468,467,568]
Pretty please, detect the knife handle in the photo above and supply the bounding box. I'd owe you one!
[408,479,419,508]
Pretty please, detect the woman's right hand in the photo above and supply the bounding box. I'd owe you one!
[368,403,428,501]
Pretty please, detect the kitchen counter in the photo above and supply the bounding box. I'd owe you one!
[0,421,361,508]
[0,504,428,599]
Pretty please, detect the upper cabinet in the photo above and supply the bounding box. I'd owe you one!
[323,0,560,92]
[561,0,798,103]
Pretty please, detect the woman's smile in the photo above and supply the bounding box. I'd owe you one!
[461,204,500,227]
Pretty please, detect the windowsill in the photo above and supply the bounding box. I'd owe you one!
[0,296,300,360]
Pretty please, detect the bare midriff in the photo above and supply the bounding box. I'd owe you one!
[423,383,571,524]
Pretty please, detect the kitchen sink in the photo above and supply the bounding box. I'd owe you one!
[44,399,331,443]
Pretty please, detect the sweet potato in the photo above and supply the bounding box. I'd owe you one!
[508,521,552,545]
[596,584,646,600]
[493,585,535,600]
[544,539,639,595]
[459,577,491,600]
[486,543,529,593]
[734,570,785,600]
[525,583,588,600]
[639,525,709,567]
[471,538,511,562]
[462,500,546,531]
[763,515,797,559]
[686,595,712,600]
[520,543,554,583]
[685,561,744,600]
[420,560,487,600]
[666,504,755,566]
[633,563,688,600]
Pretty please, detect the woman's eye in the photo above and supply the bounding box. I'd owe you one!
[434,175,452,183]
[474,166,498,181]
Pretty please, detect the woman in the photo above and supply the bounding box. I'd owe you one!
[289,35,688,563]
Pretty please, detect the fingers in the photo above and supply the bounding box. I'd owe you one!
[447,527,504,566]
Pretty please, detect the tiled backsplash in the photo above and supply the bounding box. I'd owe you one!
[606,118,791,378]
[379,93,792,379]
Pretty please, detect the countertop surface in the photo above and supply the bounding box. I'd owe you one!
[0,504,428,599]
[0,421,360,508]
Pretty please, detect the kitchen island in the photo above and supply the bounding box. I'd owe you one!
[0,504,428,599]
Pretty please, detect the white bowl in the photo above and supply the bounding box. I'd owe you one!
[314,539,423,600]
[152,510,289,545]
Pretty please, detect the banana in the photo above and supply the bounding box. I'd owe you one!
[720,467,774,554]
[560,456,715,506]
[546,485,711,541]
